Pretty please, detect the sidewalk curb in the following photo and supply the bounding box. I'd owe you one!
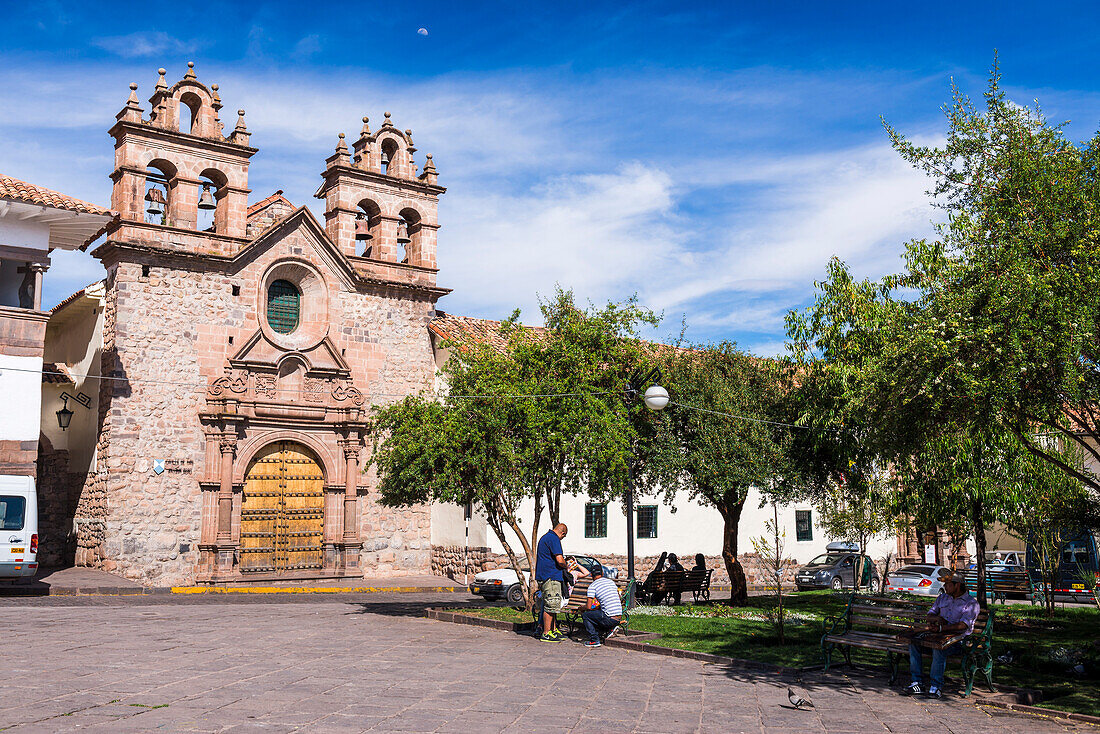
[170,584,464,595]
[1,583,465,597]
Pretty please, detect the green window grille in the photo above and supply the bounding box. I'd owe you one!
[267,280,300,334]
[637,505,658,539]
[585,503,607,538]
[795,509,813,542]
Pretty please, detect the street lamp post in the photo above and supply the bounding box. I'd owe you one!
[624,371,670,585]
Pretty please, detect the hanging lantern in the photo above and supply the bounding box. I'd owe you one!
[355,213,373,241]
[396,219,411,244]
[144,187,166,215]
[56,396,74,431]
[198,184,216,211]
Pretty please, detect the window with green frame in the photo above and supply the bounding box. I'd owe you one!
[637,505,658,538]
[585,503,607,538]
[267,279,300,334]
[795,509,813,541]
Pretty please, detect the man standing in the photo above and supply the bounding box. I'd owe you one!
[535,523,568,642]
[901,570,980,698]
[581,564,623,648]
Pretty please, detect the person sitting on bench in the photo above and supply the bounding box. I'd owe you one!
[581,564,623,648]
[654,553,685,606]
[901,570,979,699]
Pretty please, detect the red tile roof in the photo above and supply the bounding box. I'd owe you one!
[42,362,75,384]
[0,174,114,216]
[247,190,293,217]
[428,311,545,353]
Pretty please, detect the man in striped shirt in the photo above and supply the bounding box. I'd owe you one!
[582,564,623,648]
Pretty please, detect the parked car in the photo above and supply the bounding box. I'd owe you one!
[469,566,529,604]
[0,475,38,581]
[794,542,881,593]
[468,554,618,605]
[885,564,948,597]
[967,551,1024,572]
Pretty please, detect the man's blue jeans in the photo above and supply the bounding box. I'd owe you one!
[909,641,961,690]
[581,608,620,642]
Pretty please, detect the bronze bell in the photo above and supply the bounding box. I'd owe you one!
[380,149,390,169]
[198,184,216,211]
[396,219,411,244]
[355,213,373,241]
[144,187,166,215]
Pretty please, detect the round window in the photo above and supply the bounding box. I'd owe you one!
[267,279,300,334]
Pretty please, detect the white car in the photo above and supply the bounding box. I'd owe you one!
[886,564,949,597]
[468,555,618,605]
[469,567,529,604]
[0,476,38,580]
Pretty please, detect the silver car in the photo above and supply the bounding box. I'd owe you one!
[885,564,948,597]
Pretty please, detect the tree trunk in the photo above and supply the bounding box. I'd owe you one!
[971,495,988,610]
[719,496,748,604]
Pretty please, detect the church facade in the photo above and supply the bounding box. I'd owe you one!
[43,64,450,585]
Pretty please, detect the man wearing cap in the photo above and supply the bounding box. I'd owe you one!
[901,569,980,699]
[581,563,623,648]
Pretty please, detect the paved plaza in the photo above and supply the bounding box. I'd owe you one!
[0,593,1092,733]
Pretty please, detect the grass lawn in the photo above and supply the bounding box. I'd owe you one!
[449,592,1100,716]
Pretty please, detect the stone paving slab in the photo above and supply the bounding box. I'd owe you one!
[0,593,1094,732]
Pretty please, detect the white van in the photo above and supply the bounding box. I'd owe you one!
[0,475,38,580]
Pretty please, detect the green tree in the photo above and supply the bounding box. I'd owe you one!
[751,506,790,644]
[817,471,895,592]
[786,60,1100,589]
[372,289,658,608]
[651,343,792,603]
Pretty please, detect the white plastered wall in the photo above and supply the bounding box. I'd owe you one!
[0,354,43,441]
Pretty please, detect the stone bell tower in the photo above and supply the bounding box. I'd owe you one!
[108,62,255,245]
[316,113,445,284]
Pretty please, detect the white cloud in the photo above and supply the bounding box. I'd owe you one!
[92,32,198,59]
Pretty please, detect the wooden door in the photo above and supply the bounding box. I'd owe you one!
[240,442,324,573]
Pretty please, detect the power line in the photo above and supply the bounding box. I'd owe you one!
[6,364,830,431]
[0,365,615,401]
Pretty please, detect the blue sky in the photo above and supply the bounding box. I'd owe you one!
[4,2,1100,355]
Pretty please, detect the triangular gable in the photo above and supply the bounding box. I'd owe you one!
[230,329,352,376]
[230,206,358,291]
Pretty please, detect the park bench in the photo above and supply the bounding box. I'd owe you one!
[560,578,635,637]
[821,594,995,697]
[960,568,1041,605]
[642,569,713,605]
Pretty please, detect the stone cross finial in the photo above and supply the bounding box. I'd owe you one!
[155,68,168,92]
[185,61,197,79]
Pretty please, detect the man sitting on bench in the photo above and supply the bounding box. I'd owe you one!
[581,564,623,648]
[901,570,980,699]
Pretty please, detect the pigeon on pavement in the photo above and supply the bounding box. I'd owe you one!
[788,687,814,709]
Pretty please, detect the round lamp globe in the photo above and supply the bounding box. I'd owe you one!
[643,385,670,411]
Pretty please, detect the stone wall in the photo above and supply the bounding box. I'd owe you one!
[476,552,804,589]
[430,545,493,579]
[87,216,439,584]
[34,436,87,568]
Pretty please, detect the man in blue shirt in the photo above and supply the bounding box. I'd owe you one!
[582,564,624,647]
[535,523,568,642]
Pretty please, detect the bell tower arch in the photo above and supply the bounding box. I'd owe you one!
[316,113,444,277]
[108,62,256,239]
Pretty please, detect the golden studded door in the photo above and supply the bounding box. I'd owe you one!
[240,442,325,574]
